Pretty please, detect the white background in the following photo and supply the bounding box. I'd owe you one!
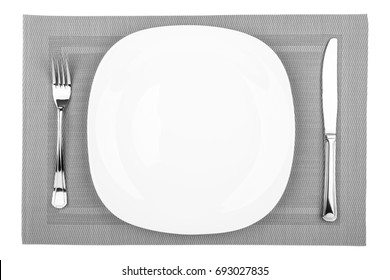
[0,0,388,279]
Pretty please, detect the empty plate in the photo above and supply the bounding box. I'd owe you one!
[88,26,295,234]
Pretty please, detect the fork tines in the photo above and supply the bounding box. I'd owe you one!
[51,56,71,87]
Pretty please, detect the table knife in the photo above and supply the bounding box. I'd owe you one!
[321,38,338,222]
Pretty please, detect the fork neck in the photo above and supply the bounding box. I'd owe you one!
[57,108,64,138]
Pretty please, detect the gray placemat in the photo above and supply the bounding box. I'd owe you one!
[22,15,367,245]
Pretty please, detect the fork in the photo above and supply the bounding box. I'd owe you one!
[51,56,72,208]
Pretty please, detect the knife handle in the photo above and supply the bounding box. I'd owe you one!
[322,133,337,222]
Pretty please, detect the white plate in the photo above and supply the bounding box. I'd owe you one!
[88,26,295,234]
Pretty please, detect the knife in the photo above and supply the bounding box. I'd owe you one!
[321,38,338,222]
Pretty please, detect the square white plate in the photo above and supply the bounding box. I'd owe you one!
[88,26,295,234]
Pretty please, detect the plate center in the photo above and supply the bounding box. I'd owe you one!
[116,54,262,197]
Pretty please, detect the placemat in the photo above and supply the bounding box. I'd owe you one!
[22,15,367,245]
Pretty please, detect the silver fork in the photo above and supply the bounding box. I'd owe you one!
[51,56,72,208]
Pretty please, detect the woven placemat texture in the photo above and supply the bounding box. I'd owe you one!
[22,15,367,245]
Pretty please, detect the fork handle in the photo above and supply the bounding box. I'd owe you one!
[52,108,67,208]
[322,134,337,222]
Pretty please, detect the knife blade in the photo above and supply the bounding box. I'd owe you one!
[321,38,338,222]
[322,38,338,135]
